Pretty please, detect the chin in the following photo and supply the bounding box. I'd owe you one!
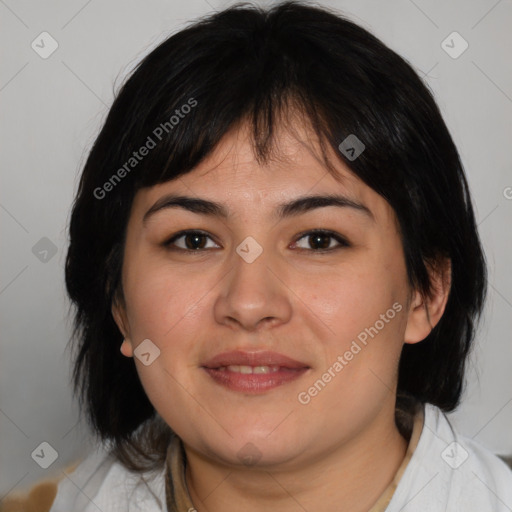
[199,429,309,469]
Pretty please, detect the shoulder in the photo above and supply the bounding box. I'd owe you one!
[425,403,512,478]
[46,444,167,511]
[388,402,512,511]
[431,404,512,506]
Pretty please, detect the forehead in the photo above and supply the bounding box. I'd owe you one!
[131,119,395,226]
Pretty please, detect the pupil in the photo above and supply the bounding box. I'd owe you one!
[311,233,329,249]
[187,233,205,250]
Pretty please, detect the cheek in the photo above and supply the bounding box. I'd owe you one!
[311,261,400,334]
[309,253,407,381]
[299,293,406,429]
[121,259,218,390]
[122,263,210,426]
[123,258,207,341]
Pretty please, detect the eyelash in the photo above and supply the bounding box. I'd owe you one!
[162,229,351,254]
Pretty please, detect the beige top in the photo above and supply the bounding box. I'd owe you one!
[164,402,425,511]
[368,405,425,511]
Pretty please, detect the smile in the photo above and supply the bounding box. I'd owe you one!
[216,365,281,374]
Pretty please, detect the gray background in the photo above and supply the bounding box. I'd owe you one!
[1,0,511,500]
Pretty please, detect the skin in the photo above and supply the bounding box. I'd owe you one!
[112,116,451,512]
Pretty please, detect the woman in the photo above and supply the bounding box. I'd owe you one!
[40,1,512,510]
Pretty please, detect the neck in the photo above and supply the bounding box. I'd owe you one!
[183,402,408,512]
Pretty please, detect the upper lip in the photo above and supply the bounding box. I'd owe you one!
[202,350,309,369]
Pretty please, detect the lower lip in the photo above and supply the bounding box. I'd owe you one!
[202,367,309,393]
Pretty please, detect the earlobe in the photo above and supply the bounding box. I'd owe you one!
[120,338,134,357]
[403,291,429,344]
[404,258,451,345]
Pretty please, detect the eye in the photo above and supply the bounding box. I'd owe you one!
[163,230,220,251]
[163,229,350,253]
[292,230,350,252]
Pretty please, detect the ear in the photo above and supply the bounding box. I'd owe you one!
[404,258,451,344]
[111,298,134,358]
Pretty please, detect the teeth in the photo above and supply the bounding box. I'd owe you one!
[220,365,281,374]
[253,366,270,374]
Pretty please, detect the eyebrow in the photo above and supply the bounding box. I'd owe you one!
[143,193,374,224]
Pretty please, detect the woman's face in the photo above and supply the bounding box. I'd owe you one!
[113,119,421,469]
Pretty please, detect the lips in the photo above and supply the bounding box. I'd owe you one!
[201,350,310,393]
[203,350,309,369]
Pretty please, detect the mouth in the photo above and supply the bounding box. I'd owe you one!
[201,350,310,393]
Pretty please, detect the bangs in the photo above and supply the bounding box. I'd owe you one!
[110,80,345,201]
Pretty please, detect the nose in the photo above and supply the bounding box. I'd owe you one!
[213,241,293,332]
